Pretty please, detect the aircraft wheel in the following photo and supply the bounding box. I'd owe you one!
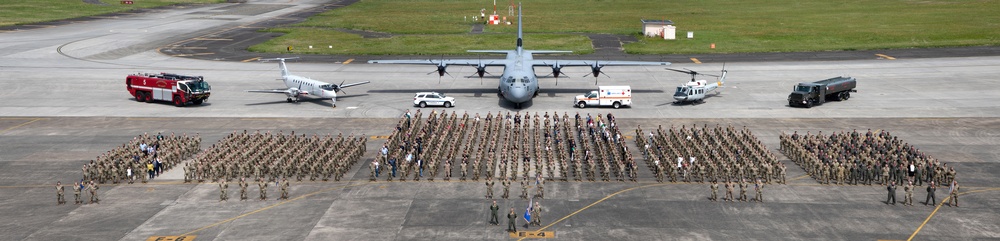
[419,102,427,108]
[577,101,586,109]
[286,98,293,103]
[444,102,452,108]
[612,102,621,109]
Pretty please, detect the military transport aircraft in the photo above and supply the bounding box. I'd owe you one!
[368,4,669,109]
[667,67,728,104]
[246,58,370,108]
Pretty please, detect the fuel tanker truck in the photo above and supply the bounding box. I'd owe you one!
[787,76,857,108]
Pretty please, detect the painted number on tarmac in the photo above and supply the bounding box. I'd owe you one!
[146,236,196,241]
[510,231,555,238]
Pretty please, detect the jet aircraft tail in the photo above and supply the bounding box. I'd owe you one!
[516,3,523,49]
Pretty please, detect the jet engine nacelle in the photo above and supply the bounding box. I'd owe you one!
[475,64,488,78]
[435,63,448,77]
[589,64,603,78]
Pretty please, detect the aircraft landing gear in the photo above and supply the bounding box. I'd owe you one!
[286,97,293,103]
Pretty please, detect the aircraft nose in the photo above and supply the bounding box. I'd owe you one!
[506,86,531,103]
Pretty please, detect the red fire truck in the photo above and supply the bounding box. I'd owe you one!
[126,73,211,107]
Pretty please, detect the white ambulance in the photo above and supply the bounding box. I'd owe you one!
[574,86,632,109]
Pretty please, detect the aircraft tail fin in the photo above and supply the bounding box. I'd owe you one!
[516,3,522,48]
[260,57,299,77]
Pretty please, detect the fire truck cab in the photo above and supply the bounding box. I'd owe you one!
[126,73,211,107]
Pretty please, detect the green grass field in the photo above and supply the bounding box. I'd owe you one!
[0,0,222,27]
[254,0,1000,55]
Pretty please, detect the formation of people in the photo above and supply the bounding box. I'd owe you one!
[376,110,636,187]
[186,130,366,183]
[780,129,957,187]
[81,132,201,184]
[636,124,784,184]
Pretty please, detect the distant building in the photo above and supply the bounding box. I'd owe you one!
[641,19,675,39]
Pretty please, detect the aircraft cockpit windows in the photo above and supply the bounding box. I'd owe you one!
[505,77,515,84]
[521,77,529,83]
[320,84,336,91]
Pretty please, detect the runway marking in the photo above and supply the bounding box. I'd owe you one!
[170,53,215,57]
[516,183,667,241]
[907,187,1000,241]
[192,38,231,41]
[342,58,354,65]
[0,118,43,135]
[510,231,555,238]
[146,235,195,241]
[876,54,896,60]
[690,58,702,64]
[240,57,261,63]
[180,181,371,236]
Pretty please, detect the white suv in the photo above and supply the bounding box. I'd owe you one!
[413,92,456,108]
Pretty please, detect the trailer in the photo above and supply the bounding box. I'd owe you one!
[787,76,856,108]
[126,73,211,107]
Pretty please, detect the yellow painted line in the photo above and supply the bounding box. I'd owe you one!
[907,187,1000,241]
[240,57,261,63]
[690,58,702,64]
[0,118,43,134]
[787,174,811,182]
[370,135,389,139]
[171,53,215,57]
[342,58,354,65]
[908,195,949,241]
[876,54,896,60]
[517,183,667,241]
[192,38,231,41]
[181,181,372,236]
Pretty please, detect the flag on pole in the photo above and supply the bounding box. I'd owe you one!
[524,197,533,223]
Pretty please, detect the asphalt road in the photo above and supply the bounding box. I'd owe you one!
[1,0,999,240]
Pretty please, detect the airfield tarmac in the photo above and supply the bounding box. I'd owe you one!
[1,0,999,240]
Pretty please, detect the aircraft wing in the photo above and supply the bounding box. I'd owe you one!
[339,81,371,89]
[528,60,670,67]
[368,59,507,66]
[246,89,293,94]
